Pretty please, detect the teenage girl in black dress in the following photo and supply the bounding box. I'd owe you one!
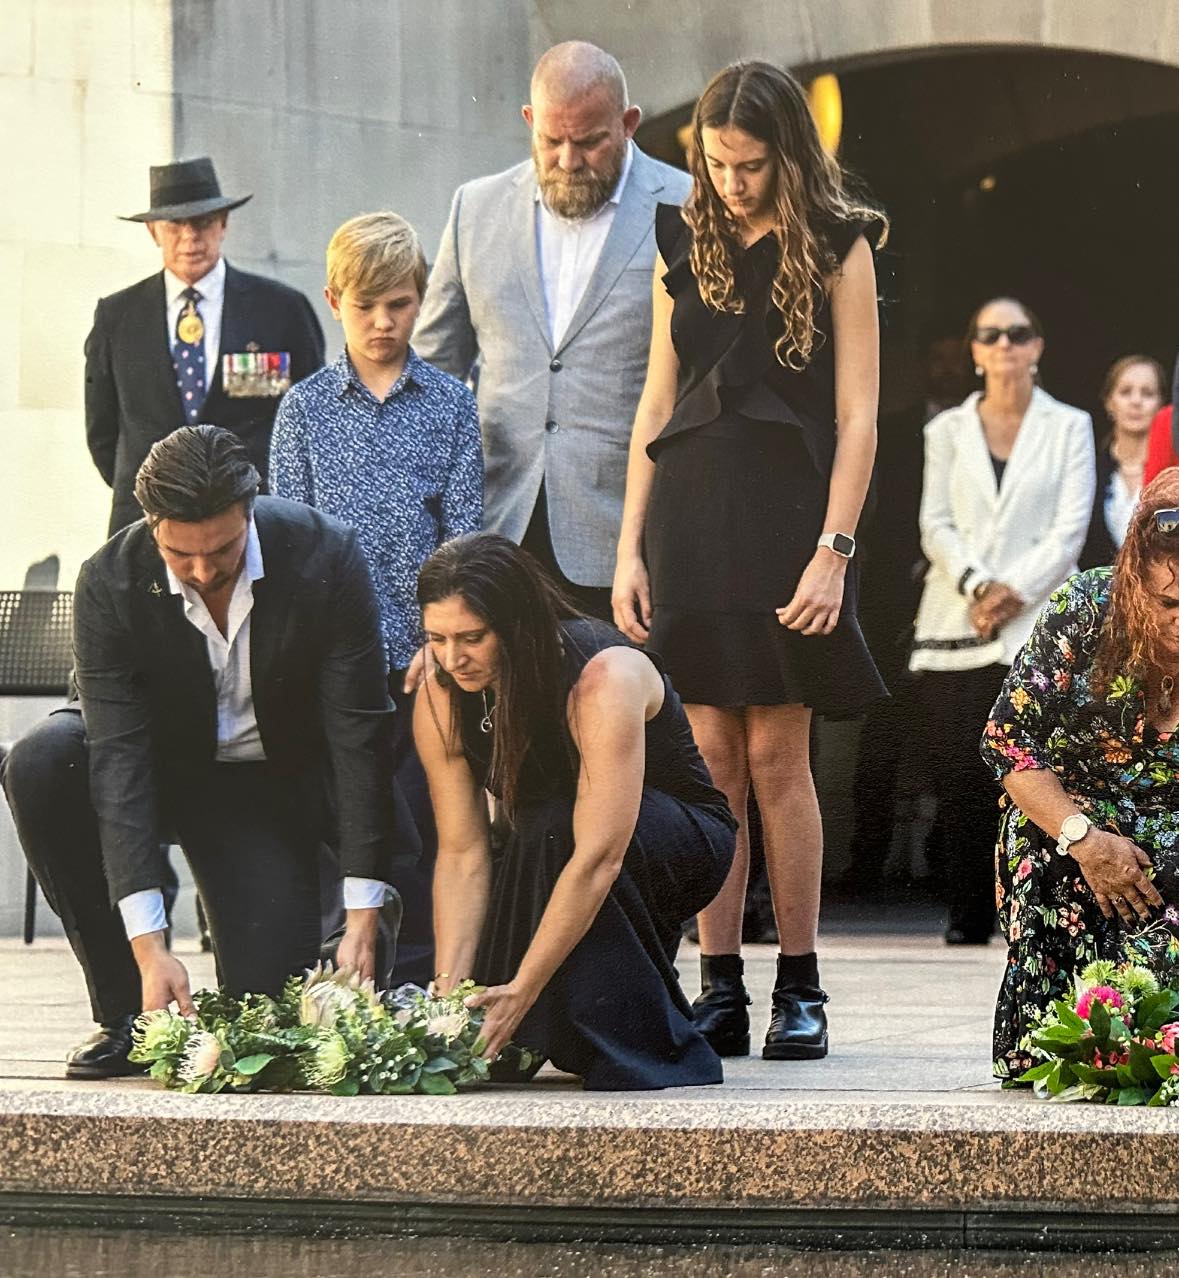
[613,62,886,1060]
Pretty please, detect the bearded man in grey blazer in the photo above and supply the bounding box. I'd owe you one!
[414,41,691,619]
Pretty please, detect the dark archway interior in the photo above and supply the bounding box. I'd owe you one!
[637,47,1179,888]
[639,46,1179,422]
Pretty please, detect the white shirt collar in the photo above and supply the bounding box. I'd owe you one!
[164,255,227,307]
[534,140,634,218]
[165,510,265,603]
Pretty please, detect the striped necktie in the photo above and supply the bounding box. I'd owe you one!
[173,286,207,422]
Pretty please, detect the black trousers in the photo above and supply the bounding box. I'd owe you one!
[916,664,1009,938]
[520,482,614,624]
[1,708,324,1024]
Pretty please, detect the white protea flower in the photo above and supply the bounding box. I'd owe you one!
[424,1008,469,1043]
[305,1030,350,1088]
[178,1031,223,1083]
[299,962,360,1027]
[133,1008,188,1055]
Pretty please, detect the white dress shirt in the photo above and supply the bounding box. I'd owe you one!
[118,516,387,939]
[1104,467,1138,550]
[535,142,633,348]
[164,255,226,373]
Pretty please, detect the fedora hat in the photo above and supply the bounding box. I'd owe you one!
[120,156,252,223]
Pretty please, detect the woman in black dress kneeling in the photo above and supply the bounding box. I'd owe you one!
[414,532,736,1090]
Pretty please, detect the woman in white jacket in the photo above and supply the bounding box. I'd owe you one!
[909,297,1095,944]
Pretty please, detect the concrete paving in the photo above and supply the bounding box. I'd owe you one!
[0,932,1005,1098]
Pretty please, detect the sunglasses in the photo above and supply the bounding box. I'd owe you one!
[973,324,1037,346]
[1156,509,1179,533]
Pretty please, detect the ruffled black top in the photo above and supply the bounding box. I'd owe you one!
[458,618,735,821]
[650,204,884,478]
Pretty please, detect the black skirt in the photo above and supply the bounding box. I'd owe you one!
[474,788,732,1090]
[645,414,886,715]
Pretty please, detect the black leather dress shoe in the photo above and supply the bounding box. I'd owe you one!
[65,1016,146,1080]
[692,954,752,1056]
[762,986,829,1060]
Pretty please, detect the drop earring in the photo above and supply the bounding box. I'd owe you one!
[974,365,984,377]
[1029,362,1039,376]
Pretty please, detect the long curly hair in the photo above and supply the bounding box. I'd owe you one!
[1092,468,1179,697]
[416,532,581,821]
[684,61,887,371]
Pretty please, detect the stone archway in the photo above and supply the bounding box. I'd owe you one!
[537,0,1179,118]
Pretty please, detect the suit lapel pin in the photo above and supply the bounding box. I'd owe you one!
[149,580,163,596]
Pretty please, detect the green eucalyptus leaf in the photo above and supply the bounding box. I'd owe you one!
[417,1071,457,1096]
[1056,1003,1087,1033]
[422,1056,457,1073]
[1088,999,1111,1041]
[232,1054,275,1076]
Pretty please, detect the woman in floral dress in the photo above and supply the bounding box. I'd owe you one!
[982,472,1179,1078]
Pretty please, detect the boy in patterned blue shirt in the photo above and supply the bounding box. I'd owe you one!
[271,212,483,982]
[272,211,482,680]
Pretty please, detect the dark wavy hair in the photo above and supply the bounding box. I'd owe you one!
[416,533,582,819]
[134,424,258,530]
[1093,468,1179,698]
[684,60,887,371]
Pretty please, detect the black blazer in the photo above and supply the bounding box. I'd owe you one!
[84,262,325,534]
[72,497,415,902]
[1079,443,1120,570]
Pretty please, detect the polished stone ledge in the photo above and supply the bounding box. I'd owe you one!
[0,1085,1176,1217]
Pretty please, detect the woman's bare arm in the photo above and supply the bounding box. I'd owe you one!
[613,255,680,642]
[465,649,664,1056]
[778,235,879,636]
[413,676,492,991]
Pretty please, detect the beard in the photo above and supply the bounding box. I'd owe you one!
[533,139,625,220]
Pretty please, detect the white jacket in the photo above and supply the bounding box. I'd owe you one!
[909,388,1095,672]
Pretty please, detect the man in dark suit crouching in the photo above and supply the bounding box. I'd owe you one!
[0,427,418,1078]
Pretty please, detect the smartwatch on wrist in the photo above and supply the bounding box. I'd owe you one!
[817,532,856,559]
[1056,812,1092,857]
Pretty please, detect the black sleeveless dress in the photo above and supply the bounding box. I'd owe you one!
[459,618,736,1090]
[645,205,887,716]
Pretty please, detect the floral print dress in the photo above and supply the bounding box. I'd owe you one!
[982,568,1179,1078]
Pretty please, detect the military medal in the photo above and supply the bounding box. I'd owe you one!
[177,300,204,345]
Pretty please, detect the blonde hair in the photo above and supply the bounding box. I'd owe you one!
[1093,468,1179,697]
[326,212,426,301]
[685,61,887,371]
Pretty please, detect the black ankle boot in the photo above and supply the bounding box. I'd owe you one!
[691,954,751,1056]
[763,952,828,1061]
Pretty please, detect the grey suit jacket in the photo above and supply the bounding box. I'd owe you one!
[414,147,692,588]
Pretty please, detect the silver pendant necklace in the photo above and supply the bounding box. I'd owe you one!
[1159,675,1174,716]
[480,689,496,734]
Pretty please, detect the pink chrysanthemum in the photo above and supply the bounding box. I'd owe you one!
[1075,985,1124,1020]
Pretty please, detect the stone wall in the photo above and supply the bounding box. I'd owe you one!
[0,0,551,591]
[0,0,174,591]
[169,0,550,360]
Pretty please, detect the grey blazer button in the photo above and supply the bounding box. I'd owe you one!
[549,358,562,372]
[545,420,559,433]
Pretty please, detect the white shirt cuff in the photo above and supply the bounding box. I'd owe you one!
[343,877,388,910]
[118,889,168,940]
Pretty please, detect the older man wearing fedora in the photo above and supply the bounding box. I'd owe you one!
[85,156,325,534]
